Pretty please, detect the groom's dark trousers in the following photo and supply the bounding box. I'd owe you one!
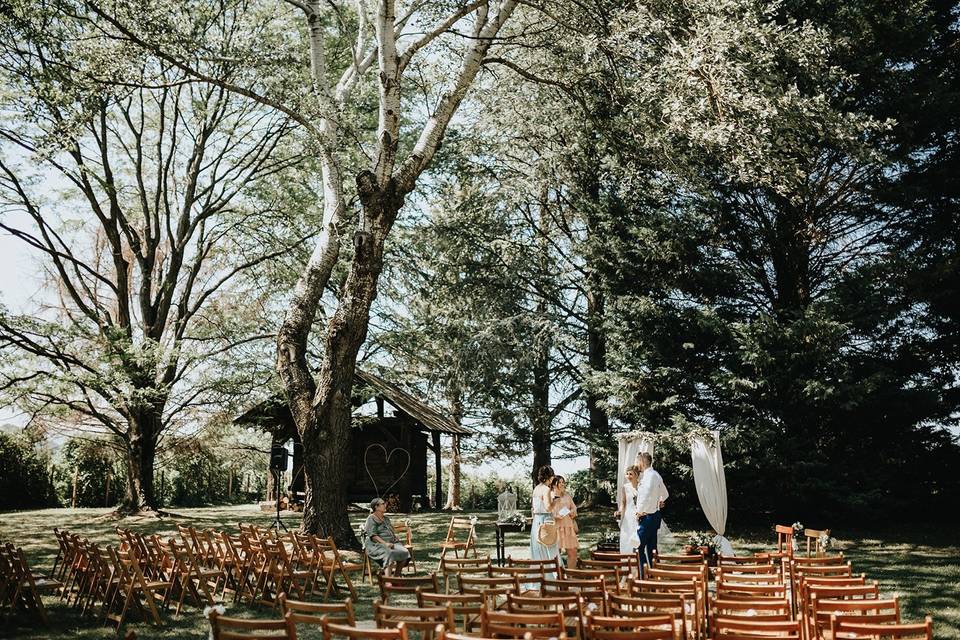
[637,510,662,571]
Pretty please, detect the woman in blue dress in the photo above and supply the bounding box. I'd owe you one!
[529,465,559,566]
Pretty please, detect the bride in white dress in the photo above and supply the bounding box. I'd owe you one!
[615,465,641,554]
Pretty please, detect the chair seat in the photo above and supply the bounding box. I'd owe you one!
[440,541,469,549]
[146,579,172,589]
[30,578,63,590]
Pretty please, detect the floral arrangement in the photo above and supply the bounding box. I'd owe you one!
[818,532,837,549]
[791,522,804,551]
[204,604,227,640]
[687,531,718,555]
[499,512,526,527]
[599,530,619,545]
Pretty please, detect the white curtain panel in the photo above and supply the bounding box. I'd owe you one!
[690,431,734,555]
[616,431,654,494]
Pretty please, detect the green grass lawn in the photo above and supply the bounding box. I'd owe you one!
[0,505,957,639]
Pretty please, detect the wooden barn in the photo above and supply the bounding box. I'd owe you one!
[235,369,471,511]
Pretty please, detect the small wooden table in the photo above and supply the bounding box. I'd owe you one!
[494,521,527,566]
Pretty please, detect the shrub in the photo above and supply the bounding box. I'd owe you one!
[53,437,125,508]
[0,429,58,510]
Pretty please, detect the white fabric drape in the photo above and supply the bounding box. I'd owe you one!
[616,431,654,494]
[690,431,734,556]
[616,432,676,552]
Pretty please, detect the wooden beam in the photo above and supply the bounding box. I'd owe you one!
[432,430,443,509]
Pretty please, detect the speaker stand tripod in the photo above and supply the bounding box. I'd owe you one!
[269,468,287,531]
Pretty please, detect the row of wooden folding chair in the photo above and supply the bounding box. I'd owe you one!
[51,529,172,630]
[169,522,364,606]
[0,541,61,624]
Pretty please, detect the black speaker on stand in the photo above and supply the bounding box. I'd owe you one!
[269,445,288,531]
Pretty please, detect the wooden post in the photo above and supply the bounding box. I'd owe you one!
[71,467,78,508]
[104,469,111,507]
[227,469,233,500]
[432,431,443,509]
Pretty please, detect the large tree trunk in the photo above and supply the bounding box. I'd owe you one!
[122,407,160,513]
[295,173,404,548]
[530,302,552,486]
[584,282,614,506]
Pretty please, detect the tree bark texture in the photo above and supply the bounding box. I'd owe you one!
[122,406,161,512]
[530,300,552,486]
[293,174,404,547]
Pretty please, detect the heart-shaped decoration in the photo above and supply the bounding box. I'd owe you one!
[364,443,411,499]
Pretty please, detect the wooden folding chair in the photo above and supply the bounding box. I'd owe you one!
[508,592,586,639]
[584,555,640,580]
[775,525,795,558]
[438,517,478,569]
[217,531,251,603]
[642,567,709,625]
[491,565,547,596]
[583,612,675,640]
[830,616,933,640]
[718,571,783,586]
[279,592,355,627]
[560,567,622,595]
[208,608,296,639]
[315,536,364,601]
[440,556,491,593]
[800,583,880,639]
[710,597,792,631]
[605,592,687,640]
[629,578,703,640]
[482,608,567,638]
[1,545,62,624]
[375,601,456,640]
[652,552,706,565]
[391,521,418,573]
[811,596,900,640]
[717,554,776,567]
[714,617,801,640]
[803,529,830,557]
[507,557,561,571]
[418,589,485,633]
[105,546,171,630]
[51,528,72,581]
[323,619,410,640]
[542,577,607,614]
[717,582,788,601]
[459,574,520,610]
[437,627,536,640]
[273,538,315,600]
[378,572,440,604]
[166,537,218,614]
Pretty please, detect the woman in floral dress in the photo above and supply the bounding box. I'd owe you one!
[550,475,579,568]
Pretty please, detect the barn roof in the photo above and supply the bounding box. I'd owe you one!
[354,369,472,436]
[235,368,472,436]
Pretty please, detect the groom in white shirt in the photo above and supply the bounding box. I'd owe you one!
[635,452,669,570]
